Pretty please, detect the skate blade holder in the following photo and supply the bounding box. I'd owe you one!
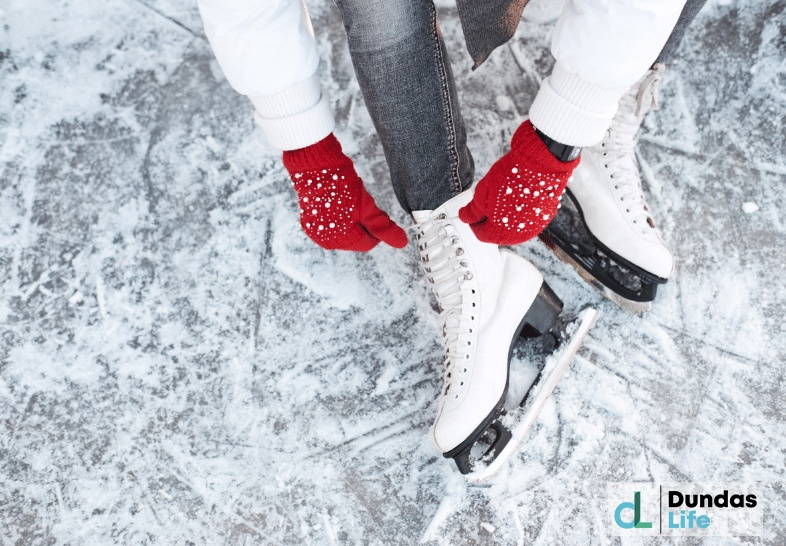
[539,231,665,314]
[445,413,513,476]
[539,190,668,313]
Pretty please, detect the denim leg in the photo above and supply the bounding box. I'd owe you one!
[655,0,709,64]
[333,0,474,213]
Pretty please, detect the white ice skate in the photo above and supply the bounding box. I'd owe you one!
[413,189,597,480]
[540,64,674,313]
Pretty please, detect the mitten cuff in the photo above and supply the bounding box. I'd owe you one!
[511,121,580,173]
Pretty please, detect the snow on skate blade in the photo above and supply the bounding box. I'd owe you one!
[465,308,598,483]
[547,242,652,314]
[601,286,652,314]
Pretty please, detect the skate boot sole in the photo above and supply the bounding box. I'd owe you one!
[466,307,598,483]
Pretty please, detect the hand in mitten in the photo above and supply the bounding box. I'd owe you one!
[458,120,580,245]
[282,134,408,252]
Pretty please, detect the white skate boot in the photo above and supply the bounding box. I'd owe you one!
[540,64,674,313]
[413,189,596,480]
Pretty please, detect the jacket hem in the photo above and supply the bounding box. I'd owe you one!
[529,62,626,147]
[254,93,335,151]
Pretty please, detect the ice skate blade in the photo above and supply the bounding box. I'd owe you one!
[464,308,598,483]
[545,239,652,314]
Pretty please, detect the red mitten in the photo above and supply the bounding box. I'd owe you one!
[282,134,408,252]
[459,121,580,245]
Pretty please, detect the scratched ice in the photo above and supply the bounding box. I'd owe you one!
[1,0,784,544]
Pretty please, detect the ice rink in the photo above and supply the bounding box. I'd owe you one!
[1,0,784,543]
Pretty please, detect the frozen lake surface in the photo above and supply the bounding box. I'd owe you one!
[1,0,784,544]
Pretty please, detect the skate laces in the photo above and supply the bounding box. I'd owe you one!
[414,214,475,399]
[599,65,665,233]
[634,63,664,117]
[608,64,664,150]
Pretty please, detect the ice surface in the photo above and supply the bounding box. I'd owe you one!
[1,0,784,544]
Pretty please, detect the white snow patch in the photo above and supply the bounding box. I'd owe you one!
[419,471,465,543]
[373,364,399,395]
[495,95,514,112]
[742,201,759,214]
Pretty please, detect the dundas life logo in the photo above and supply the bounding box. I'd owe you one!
[607,482,763,537]
[614,491,652,529]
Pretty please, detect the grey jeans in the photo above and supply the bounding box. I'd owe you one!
[333,0,708,213]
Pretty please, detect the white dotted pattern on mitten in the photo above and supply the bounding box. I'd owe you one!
[490,166,569,238]
[290,168,362,248]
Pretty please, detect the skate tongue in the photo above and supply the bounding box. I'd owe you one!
[412,210,434,223]
[412,189,476,224]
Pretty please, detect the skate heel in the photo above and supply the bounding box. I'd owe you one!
[448,417,512,475]
[519,281,564,339]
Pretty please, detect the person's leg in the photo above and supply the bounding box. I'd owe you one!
[333,0,474,213]
[334,0,588,479]
[655,0,709,64]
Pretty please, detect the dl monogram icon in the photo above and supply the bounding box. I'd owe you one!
[614,491,653,529]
